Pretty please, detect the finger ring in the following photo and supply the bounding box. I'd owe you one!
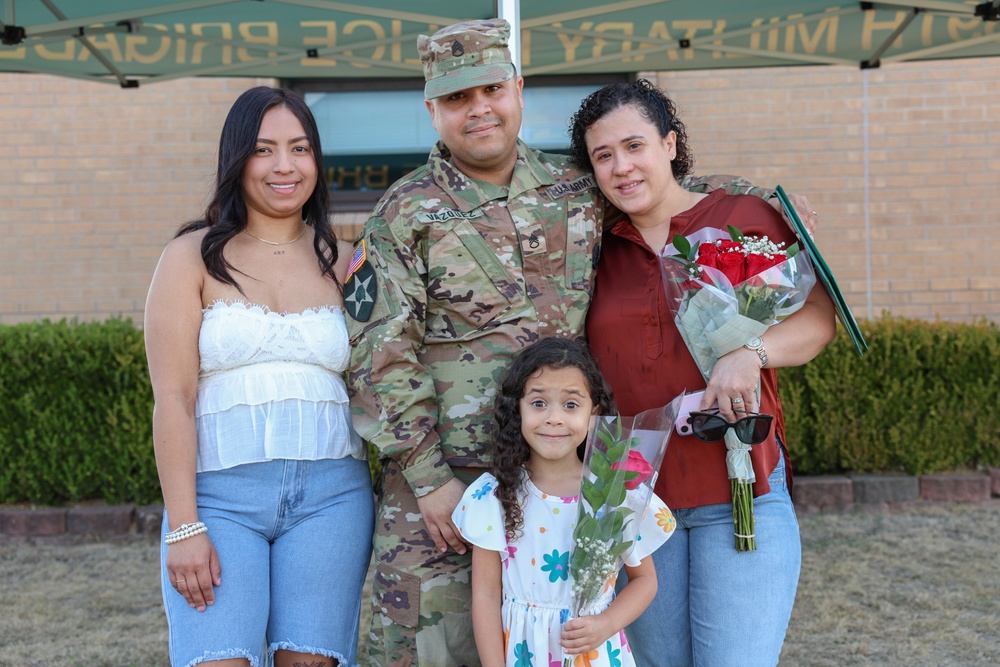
[731,397,744,404]
[811,210,818,216]
[175,579,186,584]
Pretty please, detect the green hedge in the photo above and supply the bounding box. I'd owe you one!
[781,315,1000,476]
[0,318,158,505]
[1,315,997,505]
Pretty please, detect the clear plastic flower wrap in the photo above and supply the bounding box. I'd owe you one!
[564,396,681,651]
[660,226,817,382]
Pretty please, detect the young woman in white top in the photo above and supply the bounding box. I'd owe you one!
[144,86,373,667]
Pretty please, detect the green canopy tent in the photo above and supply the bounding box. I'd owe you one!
[1,0,997,87]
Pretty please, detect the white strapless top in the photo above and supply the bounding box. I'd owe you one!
[195,300,364,472]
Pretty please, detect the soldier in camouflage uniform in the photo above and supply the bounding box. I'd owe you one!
[344,18,811,667]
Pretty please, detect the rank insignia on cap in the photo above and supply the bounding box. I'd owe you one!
[344,240,377,322]
[451,39,464,56]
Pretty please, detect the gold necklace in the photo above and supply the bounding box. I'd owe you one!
[242,226,307,246]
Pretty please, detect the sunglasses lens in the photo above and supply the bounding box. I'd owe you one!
[691,414,727,442]
[733,416,772,444]
[751,417,772,443]
[689,412,774,445]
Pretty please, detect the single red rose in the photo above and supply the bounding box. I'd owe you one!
[745,251,786,279]
[716,249,745,286]
[695,242,719,270]
[717,240,743,253]
[611,450,655,490]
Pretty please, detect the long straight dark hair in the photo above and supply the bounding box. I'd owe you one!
[176,86,339,293]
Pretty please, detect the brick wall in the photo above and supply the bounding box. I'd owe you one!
[1,56,997,325]
[0,76,276,324]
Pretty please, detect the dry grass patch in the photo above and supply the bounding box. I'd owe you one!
[0,539,167,666]
[1,500,998,666]
[783,501,1000,666]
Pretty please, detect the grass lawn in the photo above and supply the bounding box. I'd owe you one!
[1,500,998,666]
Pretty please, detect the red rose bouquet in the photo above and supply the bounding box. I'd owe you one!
[660,225,816,551]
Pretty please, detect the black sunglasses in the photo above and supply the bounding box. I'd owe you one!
[687,409,773,445]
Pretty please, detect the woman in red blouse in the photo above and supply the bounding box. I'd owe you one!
[568,79,836,666]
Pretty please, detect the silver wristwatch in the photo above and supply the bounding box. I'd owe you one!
[744,336,768,367]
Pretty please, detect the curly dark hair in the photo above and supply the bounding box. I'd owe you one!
[490,337,616,542]
[176,86,339,294]
[568,78,694,181]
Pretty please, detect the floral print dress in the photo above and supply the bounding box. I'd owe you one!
[453,472,676,667]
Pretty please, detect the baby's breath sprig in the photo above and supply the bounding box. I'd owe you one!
[726,224,799,260]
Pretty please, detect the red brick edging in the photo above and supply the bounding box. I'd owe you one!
[2,469,999,542]
[794,469,1000,514]
[0,503,164,545]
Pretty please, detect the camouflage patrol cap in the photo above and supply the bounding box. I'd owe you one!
[418,18,516,100]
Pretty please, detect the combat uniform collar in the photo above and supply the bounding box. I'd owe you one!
[428,139,556,212]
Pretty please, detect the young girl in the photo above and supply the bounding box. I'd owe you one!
[452,337,675,667]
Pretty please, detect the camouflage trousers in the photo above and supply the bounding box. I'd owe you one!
[367,462,486,667]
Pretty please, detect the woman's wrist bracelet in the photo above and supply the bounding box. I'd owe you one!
[164,521,207,545]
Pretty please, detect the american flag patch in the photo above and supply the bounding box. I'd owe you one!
[346,241,366,280]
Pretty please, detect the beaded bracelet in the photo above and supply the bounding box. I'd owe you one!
[164,521,208,545]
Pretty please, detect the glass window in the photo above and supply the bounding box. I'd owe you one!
[291,75,625,210]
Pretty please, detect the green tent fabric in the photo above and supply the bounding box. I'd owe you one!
[1,0,998,86]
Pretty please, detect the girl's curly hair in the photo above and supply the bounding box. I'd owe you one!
[568,78,694,181]
[489,337,616,542]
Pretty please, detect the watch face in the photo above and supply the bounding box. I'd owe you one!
[746,337,763,348]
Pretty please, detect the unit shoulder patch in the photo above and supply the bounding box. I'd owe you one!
[344,241,377,322]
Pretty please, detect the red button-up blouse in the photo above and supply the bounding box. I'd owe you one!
[586,190,795,509]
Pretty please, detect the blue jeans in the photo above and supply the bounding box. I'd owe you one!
[624,449,801,667]
[160,457,374,667]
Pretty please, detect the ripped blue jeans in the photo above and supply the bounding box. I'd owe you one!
[160,457,374,667]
